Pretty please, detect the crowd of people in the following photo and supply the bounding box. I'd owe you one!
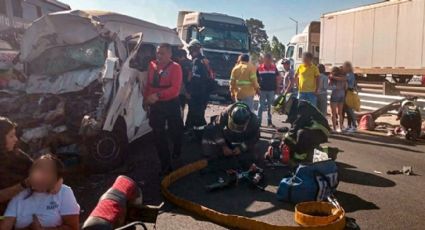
[230,51,358,133]
[0,39,358,229]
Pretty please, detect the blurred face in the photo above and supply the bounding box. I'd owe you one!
[156,46,171,64]
[29,159,59,192]
[343,64,351,73]
[302,56,312,65]
[5,128,18,152]
[330,70,339,78]
[283,63,290,70]
[264,56,272,66]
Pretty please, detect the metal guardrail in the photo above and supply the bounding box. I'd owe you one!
[356,81,425,117]
[357,82,425,97]
[325,88,425,118]
[358,92,425,118]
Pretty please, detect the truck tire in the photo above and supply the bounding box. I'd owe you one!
[82,119,128,173]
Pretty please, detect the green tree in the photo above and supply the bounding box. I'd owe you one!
[245,18,269,55]
[270,36,286,60]
[262,41,272,55]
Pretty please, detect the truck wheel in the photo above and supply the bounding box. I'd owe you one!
[82,120,128,173]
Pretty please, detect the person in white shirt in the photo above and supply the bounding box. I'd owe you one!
[1,154,80,230]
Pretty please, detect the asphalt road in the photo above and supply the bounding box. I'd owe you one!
[72,103,425,230]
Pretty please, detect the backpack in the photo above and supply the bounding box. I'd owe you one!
[277,160,338,204]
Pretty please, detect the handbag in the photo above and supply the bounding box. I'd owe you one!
[277,160,338,204]
[345,90,361,111]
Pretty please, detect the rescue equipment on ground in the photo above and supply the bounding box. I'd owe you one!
[358,114,375,131]
[205,163,266,191]
[277,160,339,204]
[294,199,344,227]
[264,137,290,167]
[161,160,346,229]
[82,176,161,230]
[398,100,422,141]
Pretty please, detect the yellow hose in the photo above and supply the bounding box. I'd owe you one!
[161,160,346,230]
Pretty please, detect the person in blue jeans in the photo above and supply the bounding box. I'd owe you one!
[257,54,280,127]
[342,61,357,132]
[316,64,329,116]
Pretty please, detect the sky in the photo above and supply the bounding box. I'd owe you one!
[64,0,379,43]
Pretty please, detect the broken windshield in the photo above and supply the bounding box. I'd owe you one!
[28,37,108,75]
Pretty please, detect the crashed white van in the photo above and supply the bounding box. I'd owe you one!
[0,10,182,172]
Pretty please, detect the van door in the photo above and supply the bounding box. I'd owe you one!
[102,33,152,142]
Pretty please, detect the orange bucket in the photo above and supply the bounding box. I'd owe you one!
[295,201,345,228]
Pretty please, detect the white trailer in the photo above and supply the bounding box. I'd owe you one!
[283,21,320,71]
[320,0,425,82]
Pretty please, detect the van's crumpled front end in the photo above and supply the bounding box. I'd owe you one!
[0,11,128,169]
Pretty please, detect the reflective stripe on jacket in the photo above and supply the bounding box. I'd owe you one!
[230,62,259,99]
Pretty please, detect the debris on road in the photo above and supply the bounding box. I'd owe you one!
[387,166,414,176]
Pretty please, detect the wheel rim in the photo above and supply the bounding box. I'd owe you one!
[93,135,120,162]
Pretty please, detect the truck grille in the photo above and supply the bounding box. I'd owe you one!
[203,51,240,80]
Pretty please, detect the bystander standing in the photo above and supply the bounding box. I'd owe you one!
[317,64,329,116]
[143,43,183,174]
[257,53,280,127]
[295,52,320,106]
[230,54,259,111]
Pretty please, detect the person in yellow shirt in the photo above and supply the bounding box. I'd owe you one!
[230,54,259,111]
[295,52,320,107]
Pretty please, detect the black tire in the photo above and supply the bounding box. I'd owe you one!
[82,118,128,173]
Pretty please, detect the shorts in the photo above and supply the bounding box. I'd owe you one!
[330,90,345,103]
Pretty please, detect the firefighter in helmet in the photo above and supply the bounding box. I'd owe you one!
[202,102,260,170]
[185,39,212,140]
[273,93,331,162]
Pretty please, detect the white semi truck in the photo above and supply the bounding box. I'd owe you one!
[177,11,250,98]
[284,0,425,83]
[320,0,425,83]
[282,21,320,71]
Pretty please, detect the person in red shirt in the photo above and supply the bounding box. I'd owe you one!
[143,43,183,175]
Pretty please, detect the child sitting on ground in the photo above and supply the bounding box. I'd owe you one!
[1,154,80,230]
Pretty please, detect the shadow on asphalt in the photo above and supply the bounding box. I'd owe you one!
[337,162,396,187]
[331,133,424,153]
[336,191,379,213]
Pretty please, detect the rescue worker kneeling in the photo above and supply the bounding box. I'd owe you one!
[202,102,260,170]
[274,94,331,163]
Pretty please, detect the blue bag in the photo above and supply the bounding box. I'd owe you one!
[276,160,338,203]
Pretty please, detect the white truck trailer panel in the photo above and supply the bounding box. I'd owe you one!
[321,0,425,74]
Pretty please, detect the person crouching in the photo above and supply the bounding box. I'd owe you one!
[202,102,260,170]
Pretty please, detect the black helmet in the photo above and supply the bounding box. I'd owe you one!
[228,103,251,133]
[188,39,202,52]
[273,93,296,115]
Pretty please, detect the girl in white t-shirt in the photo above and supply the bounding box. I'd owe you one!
[1,154,80,230]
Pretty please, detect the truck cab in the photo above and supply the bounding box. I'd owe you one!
[177,11,250,98]
[284,21,320,71]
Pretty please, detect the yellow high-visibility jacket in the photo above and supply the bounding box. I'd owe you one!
[230,62,259,100]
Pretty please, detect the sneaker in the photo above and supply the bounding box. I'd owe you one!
[336,128,342,133]
[347,127,357,133]
[343,127,351,132]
